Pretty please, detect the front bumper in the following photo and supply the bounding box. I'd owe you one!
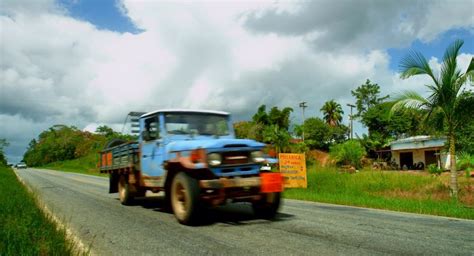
[199,173,283,193]
[200,176,261,189]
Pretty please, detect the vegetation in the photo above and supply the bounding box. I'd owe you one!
[234,105,294,153]
[0,166,76,254]
[42,152,106,177]
[284,165,474,219]
[457,152,474,178]
[294,117,348,150]
[391,39,474,197]
[0,138,9,166]
[454,92,474,155]
[351,79,389,118]
[329,140,366,169]
[320,99,344,127]
[23,125,133,168]
[427,164,443,176]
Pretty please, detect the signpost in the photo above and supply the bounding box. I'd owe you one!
[278,153,307,188]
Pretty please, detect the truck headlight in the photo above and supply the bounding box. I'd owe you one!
[251,151,265,163]
[207,153,222,166]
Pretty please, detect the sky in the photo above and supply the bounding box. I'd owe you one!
[1,0,473,163]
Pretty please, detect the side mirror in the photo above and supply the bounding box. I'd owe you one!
[142,130,150,141]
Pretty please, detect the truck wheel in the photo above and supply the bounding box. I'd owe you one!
[252,192,281,219]
[118,175,135,205]
[170,172,200,225]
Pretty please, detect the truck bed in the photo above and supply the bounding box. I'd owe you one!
[99,141,139,173]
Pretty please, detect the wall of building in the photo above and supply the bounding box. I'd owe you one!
[392,149,449,170]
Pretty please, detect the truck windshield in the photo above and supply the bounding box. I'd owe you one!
[165,113,230,136]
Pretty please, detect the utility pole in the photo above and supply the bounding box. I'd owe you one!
[299,101,307,142]
[346,103,355,139]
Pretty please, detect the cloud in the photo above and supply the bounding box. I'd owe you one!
[0,0,473,162]
[243,0,474,52]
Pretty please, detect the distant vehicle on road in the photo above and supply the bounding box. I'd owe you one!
[99,109,283,225]
[16,162,27,169]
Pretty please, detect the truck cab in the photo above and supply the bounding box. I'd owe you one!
[100,109,282,225]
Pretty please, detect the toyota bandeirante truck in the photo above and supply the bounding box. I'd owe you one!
[99,109,282,225]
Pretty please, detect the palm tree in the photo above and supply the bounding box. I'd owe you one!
[320,100,344,127]
[391,39,474,198]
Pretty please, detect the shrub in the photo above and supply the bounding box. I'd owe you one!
[427,164,442,175]
[329,140,366,169]
[457,152,474,178]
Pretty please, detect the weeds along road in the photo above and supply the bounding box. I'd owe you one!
[16,168,474,256]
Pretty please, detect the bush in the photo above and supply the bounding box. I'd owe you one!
[427,164,442,175]
[329,140,366,169]
[457,152,474,178]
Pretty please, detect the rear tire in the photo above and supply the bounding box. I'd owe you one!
[252,192,281,219]
[118,175,135,205]
[170,172,200,225]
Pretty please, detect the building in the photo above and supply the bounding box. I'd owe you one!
[390,136,448,170]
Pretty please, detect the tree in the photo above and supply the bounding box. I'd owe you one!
[361,102,431,151]
[0,138,9,166]
[351,79,389,118]
[233,121,262,141]
[391,39,474,198]
[249,105,293,150]
[329,140,366,169]
[294,117,348,150]
[252,105,269,125]
[262,125,291,153]
[320,100,344,126]
[454,92,474,155]
[96,125,116,138]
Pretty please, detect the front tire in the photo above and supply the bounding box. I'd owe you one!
[118,175,135,205]
[170,172,200,225]
[252,192,281,219]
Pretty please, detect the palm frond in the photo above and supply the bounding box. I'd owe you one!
[399,50,439,85]
[390,90,430,117]
[460,57,474,85]
[440,39,463,93]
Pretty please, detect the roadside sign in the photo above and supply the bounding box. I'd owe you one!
[278,153,307,188]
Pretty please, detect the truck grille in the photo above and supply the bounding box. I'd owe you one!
[222,151,250,165]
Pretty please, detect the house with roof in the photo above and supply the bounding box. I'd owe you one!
[390,136,449,170]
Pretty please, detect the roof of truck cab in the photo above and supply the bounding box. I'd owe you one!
[141,109,230,118]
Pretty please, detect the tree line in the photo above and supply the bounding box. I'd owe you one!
[22,125,133,167]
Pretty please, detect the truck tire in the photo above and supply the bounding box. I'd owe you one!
[252,192,281,219]
[170,172,200,225]
[118,175,135,205]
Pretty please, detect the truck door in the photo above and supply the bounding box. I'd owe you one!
[141,115,164,177]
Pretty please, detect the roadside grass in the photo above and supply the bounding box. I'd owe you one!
[0,166,78,255]
[41,153,106,177]
[284,165,474,219]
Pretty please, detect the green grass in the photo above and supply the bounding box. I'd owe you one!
[0,166,77,255]
[41,153,106,177]
[284,165,474,219]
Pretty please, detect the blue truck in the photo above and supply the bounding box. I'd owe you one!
[99,109,283,225]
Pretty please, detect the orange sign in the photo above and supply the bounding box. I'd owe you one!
[260,173,283,193]
[279,153,307,188]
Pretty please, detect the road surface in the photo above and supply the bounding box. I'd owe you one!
[15,168,474,255]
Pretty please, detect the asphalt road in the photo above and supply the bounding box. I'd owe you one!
[15,168,474,256]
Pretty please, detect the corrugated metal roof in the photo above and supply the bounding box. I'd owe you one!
[390,136,446,151]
